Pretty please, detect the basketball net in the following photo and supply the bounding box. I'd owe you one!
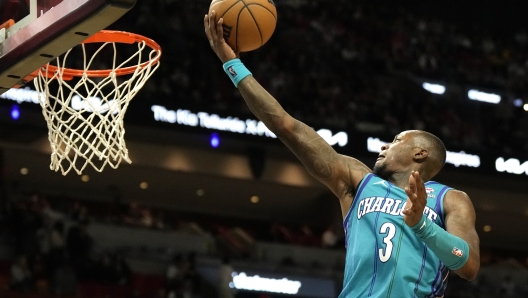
[33,30,161,175]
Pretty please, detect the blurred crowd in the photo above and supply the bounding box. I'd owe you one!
[106,0,528,156]
[2,193,130,296]
[0,192,204,297]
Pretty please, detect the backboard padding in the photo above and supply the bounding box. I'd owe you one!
[0,0,136,94]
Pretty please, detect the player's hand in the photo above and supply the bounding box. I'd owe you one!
[402,171,427,227]
[204,11,239,63]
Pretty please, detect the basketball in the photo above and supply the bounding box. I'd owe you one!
[209,0,277,52]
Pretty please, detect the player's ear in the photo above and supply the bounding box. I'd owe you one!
[413,148,428,163]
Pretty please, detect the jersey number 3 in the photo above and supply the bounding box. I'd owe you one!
[379,222,396,262]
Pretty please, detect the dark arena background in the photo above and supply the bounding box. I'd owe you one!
[1,0,528,297]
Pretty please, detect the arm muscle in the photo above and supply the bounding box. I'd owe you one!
[444,190,480,280]
[237,76,370,204]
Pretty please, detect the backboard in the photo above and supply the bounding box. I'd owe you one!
[0,0,136,95]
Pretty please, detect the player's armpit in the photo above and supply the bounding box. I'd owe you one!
[444,190,480,280]
[237,77,371,200]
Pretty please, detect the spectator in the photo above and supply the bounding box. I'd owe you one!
[48,220,66,274]
[166,254,184,298]
[36,214,53,262]
[114,253,132,285]
[499,275,517,297]
[66,219,93,279]
[321,225,339,249]
[95,253,115,284]
[183,252,201,298]
[155,210,166,230]
[140,208,154,228]
[53,258,78,296]
[10,255,32,292]
[123,201,143,225]
[473,274,495,298]
[32,254,49,293]
[521,278,528,297]
[217,256,234,298]
[298,224,319,246]
[69,201,89,223]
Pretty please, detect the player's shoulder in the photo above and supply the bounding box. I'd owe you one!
[444,189,471,201]
[443,189,473,214]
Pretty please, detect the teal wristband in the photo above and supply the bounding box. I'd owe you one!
[223,58,252,87]
[412,214,470,270]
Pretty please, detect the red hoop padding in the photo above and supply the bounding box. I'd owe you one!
[39,30,162,79]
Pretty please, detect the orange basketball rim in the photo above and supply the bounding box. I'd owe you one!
[27,30,162,81]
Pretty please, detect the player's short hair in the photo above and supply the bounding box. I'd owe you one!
[414,131,447,174]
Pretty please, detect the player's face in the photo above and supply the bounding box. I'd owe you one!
[372,131,416,178]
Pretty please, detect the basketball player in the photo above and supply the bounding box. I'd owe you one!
[204,11,480,297]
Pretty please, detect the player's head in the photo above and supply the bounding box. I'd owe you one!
[372,130,446,181]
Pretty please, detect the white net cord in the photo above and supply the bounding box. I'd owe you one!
[34,39,160,175]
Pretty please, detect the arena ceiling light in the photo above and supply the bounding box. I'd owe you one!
[10,104,20,120]
[468,89,501,104]
[495,157,528,175]
[422,82,446,95]
[230,272,302,294]
[0,87,41,104]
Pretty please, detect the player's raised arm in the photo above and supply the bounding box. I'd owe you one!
[237,77,371,197]
[204,12,371,204]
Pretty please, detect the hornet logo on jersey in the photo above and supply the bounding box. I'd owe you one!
[426,187,436,198]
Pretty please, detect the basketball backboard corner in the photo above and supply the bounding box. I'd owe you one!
[0,0,136,94]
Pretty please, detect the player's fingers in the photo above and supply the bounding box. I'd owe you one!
[209,12,217,40]
[415,172,428,202]
[402,201,414,215]
[405,187,413,198]
[408,173,417,194]
[217,18,225,42]
[414,171,425,192]
[402,208,416,216]
[405,187,418,205]
[204,15,213,45]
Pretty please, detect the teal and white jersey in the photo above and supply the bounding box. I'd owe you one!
[339,173,452,298]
